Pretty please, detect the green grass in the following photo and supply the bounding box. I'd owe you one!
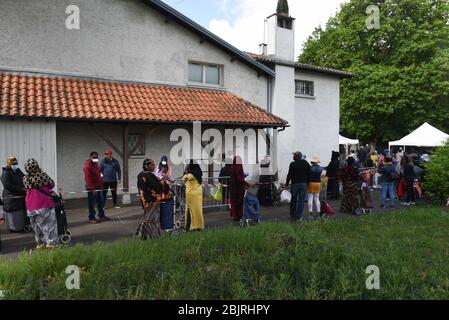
[1,207,449,300]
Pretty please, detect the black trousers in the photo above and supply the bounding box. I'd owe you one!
[405,178,416,203]
[103,181,118,206]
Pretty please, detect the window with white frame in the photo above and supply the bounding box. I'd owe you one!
[295,80,314,97]
[188,62,222,85]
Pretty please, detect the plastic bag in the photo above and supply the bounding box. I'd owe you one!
[213,184,223,202]
[0,204,4,221]
[280,190,292,203]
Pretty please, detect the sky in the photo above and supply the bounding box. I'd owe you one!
[162,0,349,56]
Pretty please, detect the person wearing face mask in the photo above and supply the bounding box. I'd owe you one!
[1,157,28,232]
[84,152,110,224]
[100,150,122,209]
[155,155,172,180]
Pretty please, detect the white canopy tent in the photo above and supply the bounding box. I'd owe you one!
[339,135,359,146]
[389,122,449,150]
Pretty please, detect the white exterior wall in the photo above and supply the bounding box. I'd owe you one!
[0,118,57,194]
[271,65,296,180]
[57,122,188,198]
[0,0,268,110]
[271,69,341,182]
[294,71,340,171]
[56,122,266,199]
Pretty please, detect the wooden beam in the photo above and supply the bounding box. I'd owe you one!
[88,123,123,159]
[123,123,129,193]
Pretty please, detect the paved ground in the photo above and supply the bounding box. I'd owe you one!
[0,189,421,260]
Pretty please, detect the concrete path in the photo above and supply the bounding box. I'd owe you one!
[0,189,418,260]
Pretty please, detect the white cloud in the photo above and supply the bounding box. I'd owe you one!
[208,0,348,57]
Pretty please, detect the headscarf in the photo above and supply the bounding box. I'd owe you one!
[260,155,273,176]
[158,155,170,175]
[23,158,54,189]
[232,156,245,181]
[6,156,18,167]
[187,160,203,184]
[142,158,155,171]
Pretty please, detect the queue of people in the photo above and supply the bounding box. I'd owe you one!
[1,146,429,249]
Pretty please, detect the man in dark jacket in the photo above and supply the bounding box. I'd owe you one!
[1,157,28,232]
[378,156,398,209]
[84,152,110,224]
[100,150,122,209]
[286,152,311,222]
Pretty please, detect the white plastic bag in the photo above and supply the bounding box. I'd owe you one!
[281,190,292,204]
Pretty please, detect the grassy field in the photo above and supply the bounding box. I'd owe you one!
[1,207,448,300]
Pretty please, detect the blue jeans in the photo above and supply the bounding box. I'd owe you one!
[290,183,308,220]
[381,182,395,208]
[87,186,105,220]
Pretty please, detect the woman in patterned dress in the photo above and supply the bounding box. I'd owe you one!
[337,157,361,214]
[136,159,164,239]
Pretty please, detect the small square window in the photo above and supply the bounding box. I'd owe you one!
[128,134,145,156]
[188,63,203,83]
[205,65,220,85]
[295,80,314,97]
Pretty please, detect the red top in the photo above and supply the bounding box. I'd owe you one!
[84,160,103,192]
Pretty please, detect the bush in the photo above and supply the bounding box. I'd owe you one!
[424,141,449,203]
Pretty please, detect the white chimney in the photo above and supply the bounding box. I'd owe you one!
[259,43,268,56]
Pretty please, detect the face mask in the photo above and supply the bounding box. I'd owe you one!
[162,161,167,166]
[92,158,99,163]
[11,165,18,170]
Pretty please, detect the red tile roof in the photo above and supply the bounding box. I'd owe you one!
[245,52,353,79]
[0,73,287,127]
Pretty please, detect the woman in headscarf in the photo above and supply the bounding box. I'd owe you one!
[218,158,233,205]
[155,156,174,230]
[136,159,164,239]
[182,160,204,231]
[257,155,274,206]
[23,159,59,249]
[229,156,249,221]
[337,157,361,214]
[1,157,27,232]
[155,155,172,180]
[326,151,340,200]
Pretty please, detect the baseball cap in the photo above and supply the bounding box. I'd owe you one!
[104,150,113,156]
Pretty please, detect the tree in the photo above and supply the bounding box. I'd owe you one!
[424,141,449,203]
[277,0,289,15]
[299,0,449,145]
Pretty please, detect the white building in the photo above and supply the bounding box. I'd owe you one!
[0,0,351,199]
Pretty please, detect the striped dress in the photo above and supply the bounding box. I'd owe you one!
[337,166,361,214]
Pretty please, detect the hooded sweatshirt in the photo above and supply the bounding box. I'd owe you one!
[84,160,103,192]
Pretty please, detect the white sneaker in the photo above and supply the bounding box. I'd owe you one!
[410,202,416,206]
[401,202,410,206]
